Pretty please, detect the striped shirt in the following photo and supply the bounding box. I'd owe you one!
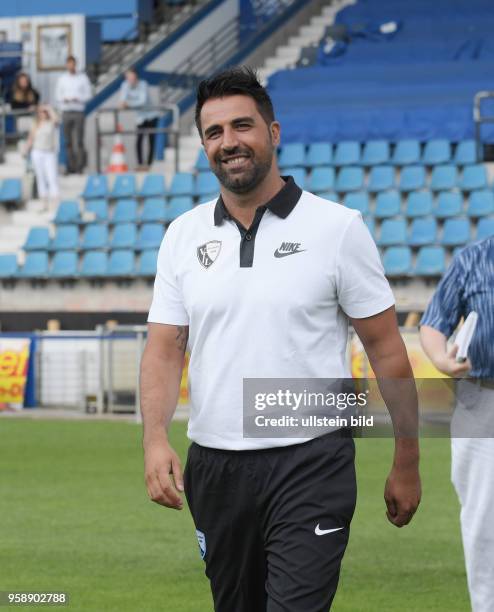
[420,237,494,378]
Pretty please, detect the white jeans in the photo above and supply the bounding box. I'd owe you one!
[31,149,59,199]
[451,384,494,612]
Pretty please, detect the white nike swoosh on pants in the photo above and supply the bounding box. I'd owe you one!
[314,524,344,536]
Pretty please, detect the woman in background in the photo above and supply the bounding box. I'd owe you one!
[25,105,60,210]
[9,72,40,111]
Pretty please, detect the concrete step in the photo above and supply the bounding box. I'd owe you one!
[300,24,326,38]
[265,56,294,70]
[275,46,303,60]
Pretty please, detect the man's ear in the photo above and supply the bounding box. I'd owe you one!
[270,121,281,147]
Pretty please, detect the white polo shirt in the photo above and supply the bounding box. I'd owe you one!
[148,176,395,450]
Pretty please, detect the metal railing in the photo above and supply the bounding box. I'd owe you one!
[473,91,494,162]
[0,104,36,163]
[159,15,241,105]
[158,0,300,106]
[94,104,180,173]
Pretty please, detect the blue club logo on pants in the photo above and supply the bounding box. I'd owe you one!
[196,529,206,560]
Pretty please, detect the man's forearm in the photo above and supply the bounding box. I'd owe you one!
[368,340,419,449]
[140,350,183,443]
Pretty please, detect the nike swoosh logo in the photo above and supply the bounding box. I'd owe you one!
[315,525,344,536]
[274,248,306,258]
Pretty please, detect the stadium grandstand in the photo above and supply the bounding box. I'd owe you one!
[0,0,492,407]
[1,2,485,610]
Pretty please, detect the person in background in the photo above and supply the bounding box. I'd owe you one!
[55,55,92,174]
[25,104,60,211]
[8,72,40,111]
[119,67,160,170]
[419,239,494,612]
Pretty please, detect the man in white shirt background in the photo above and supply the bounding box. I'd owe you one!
[55,55,92,174]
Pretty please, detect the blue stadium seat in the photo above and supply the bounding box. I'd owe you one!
[50,251,78,278]
[170,172,195,196]
[306,143,332,167]
[307,167,335,193]
[138,249,159,277]
[80,251,107,277]
[383,246,412,276]
[336,167,364,192]
[19,252,49,278]
[467,190,494,217]
[110,223,137,249]
[334,141,360,166]
[441,218,470,246]
[195,149,210,172]
[374,191,401,218]
[51,225,79,251]
[459,165,488,191]
[378,218,407,246]
[82,175,108,199]
[139,174,167,198]
[110,174,136,199]
[368,165,395,192]
[361,140,390,166]
[406,191,433,218]
[112,199,138,224]
[435,192,463,218]
[141,198,167,223]
[422,139,451,165]
[195,172,220,198]
[278,143,306,168]
[81,225,108,250]
[23,227,50,251]
[414,246,446,276]
[409,218,437,246]
[84,199,109,224]
[344,192,369,214]
[166,197,194,222]
[0,254,18,279]
[107,250,135,277]
[0,178,22,204]
[430,165,457,191]
[136,224,164,250]
[399,165,426,191]
[477,217,494,240]
[285,167,306,188]
[54,200,81,225]
[454,140,477,165]
[392,140,420,166]
[319,191,339,202]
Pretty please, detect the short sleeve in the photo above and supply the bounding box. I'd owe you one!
[336,215,395,318]
[420,257,464,338]
[147,230,189,325]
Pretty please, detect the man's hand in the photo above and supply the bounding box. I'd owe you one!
[144,435,184,510]
[384,462,421,527]
[435,343,472,377]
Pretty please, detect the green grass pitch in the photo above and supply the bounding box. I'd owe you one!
[0,419,469,611]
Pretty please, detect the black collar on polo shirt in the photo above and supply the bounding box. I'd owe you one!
[213,175,302,227]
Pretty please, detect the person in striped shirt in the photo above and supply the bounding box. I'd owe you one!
[420,236,494,612]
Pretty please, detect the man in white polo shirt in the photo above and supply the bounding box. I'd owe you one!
[140,66,421,611]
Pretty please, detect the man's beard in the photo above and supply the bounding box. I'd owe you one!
[212,144,274,194]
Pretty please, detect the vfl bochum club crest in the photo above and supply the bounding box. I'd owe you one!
[197,240,221,269]
[196,529,206,560]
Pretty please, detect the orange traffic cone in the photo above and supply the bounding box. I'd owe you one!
[107,124,129,173]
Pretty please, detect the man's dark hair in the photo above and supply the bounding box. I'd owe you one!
[66,55,76,63]
[195,66,275,137]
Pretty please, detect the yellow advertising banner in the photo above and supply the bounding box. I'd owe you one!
[0,338,30,407]
[351,331,446,379]
[179,353,189,404]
